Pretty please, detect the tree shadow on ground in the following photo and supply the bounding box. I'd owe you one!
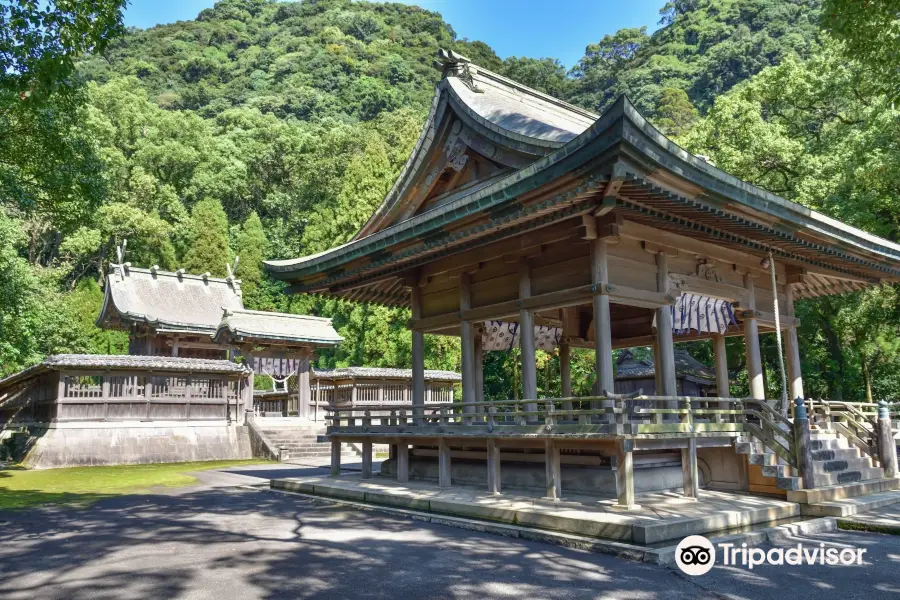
[0,483,895,600]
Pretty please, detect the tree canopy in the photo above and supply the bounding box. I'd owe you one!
[0,0,897,405]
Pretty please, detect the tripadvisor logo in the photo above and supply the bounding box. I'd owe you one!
[675,535,716,576]
[674,535,867,576]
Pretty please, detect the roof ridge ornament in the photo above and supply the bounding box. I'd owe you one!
[434,48,482,93]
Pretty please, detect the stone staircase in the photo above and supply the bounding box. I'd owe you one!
[249,418,359,463]
[734,434,801,492]
[736,430,900,503]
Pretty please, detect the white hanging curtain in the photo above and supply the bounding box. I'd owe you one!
[653,293,738,336]
[481,320,562,352]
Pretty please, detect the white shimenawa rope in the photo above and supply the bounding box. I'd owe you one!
[769,251,789,416]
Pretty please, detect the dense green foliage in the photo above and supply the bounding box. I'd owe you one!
[821,0,900,94]
[568,0,822,116]
[0,0,897,404]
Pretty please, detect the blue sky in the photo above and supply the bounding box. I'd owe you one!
[124,0,663,68]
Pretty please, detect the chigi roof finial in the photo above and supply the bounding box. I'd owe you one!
[115,238,128,264]
[434,48,482,93]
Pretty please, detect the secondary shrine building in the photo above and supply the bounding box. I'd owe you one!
[265,50,900,506]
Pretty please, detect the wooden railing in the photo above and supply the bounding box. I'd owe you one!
[743,398,798,467]
[808,399,882,462]
[2,366,248,424]
[326,394,747,436]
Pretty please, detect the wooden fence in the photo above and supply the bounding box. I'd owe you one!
[1,366,249,424]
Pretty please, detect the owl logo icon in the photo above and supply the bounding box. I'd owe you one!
[675,535,715,576]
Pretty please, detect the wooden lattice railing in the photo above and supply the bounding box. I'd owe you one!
[325,394,747,436]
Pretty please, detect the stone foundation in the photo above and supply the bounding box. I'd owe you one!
[19,421,253,469]
[379,456,689,495]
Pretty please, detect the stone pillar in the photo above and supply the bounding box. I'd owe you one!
[784,285,805,403]
[330,439,341,477]
[591,237,614,420]
[682,438,699,498]
[743,274,765,400]
[560,340,572,413]
[519,260,538,419]
[438,438,451,488]
[361,441,373,479]
[486,438,501,495]
[544,439,562,500]
[613,439,639,510]
[460,273,476,418]
[878,401,899,479]
[397,442,409,483]
[411,285,425,425]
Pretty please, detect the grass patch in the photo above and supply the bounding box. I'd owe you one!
[837,519,900,536]
[0,459,273,510]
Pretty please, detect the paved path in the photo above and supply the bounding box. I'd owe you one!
[0,464,898,600]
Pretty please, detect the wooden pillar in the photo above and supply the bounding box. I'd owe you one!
[544,439,562,500]
[438,438,451,488]
[297,352,311,419]
[474,330,484,413]
[397,442,409,483]
[682,438,699,498]
[591,239,614,416]
[784,285,804,402]
[519,260,538,418]
[361,441,373,479]
[794,398,815,488]
[330,439,341,477]
[245,353,255,415]
[411,285,425,425]
[651,339,662,394]
[743,274,765,400]
[460,274,476,417]
[560,340,572,412]
[613,439,638,509]
[713,334,730,397]
[171,336,179,357]
[877,401,899,479]
[486,438,501,495]
[655,252,678,422]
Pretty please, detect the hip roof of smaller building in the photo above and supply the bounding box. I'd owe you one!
[0,354,248,391]
[214,309,342,347]
[615,349,716,385]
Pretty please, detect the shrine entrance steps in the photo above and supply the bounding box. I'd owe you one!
[734,429,900,513]
[247,416,358,463]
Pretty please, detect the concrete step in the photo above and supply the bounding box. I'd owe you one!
[281,450,357,459]
[811,447,861,461]
[761,464,795,479]
[810,466,886,488]
[810,437,851,451]
[748,453,779,467]
[788,477,900,505]
[804,488,900,517]
[810,431,839,440]
[776,476,802,491]
[735,441,764,455]
[813,456,874,475]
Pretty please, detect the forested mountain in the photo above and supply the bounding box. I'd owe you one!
[2,0,898,404]
[567,0,822,118]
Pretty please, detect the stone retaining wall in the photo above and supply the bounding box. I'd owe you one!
[19,421,253,469]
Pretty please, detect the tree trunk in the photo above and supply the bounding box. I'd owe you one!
[862,358,874,404]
